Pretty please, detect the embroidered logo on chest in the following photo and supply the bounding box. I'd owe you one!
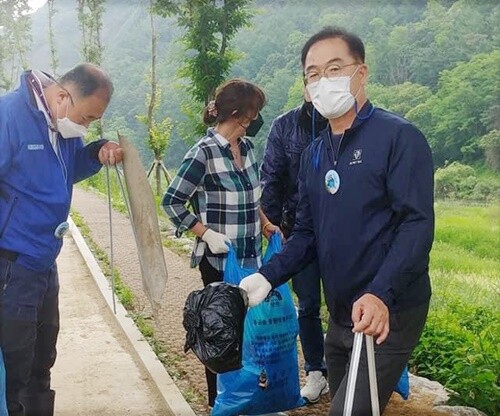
[349,149,363,165]
[27,144,44,151]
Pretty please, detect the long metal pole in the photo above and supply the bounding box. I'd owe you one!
[105,163,116,314]
[366,335,380,416]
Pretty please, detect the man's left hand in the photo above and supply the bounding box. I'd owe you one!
[352,293,390,345]
[98,141,123,165]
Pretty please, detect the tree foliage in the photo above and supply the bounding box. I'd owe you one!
[77,0,105,65]
[154,0,253,105]
[406,51,499,166]
[9,0,500,174]
[0,0,32,91]
[480,130,500,172]
[367,82,432,117]
[47,0,58,76]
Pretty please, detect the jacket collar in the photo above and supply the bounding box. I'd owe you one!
[207,127,250,149]
[298,102,328,136]
[317,100,375,140]
[342,100,374,133]
[312,100,375,170]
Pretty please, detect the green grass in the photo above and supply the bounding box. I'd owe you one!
[434,201,500,261]
[430,202,500,309]
[431,241,499,279]
[71,210,135,309]
[413,201,500,414]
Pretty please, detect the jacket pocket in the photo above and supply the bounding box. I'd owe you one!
[0,195,18,239]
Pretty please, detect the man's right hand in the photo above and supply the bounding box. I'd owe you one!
[352,293,390,345]
[201,228,231,254]
[239,273,272,307]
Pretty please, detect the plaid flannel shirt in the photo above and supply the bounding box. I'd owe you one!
[163,128,262,271]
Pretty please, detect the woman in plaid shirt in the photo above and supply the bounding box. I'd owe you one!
[162,79,279,408]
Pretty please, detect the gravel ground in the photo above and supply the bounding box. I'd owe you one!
[71,186,450,416]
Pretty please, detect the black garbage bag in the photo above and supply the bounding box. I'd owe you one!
[183,282,248,374]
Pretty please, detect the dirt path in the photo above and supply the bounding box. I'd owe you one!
[52,235,170,415]
[71,186,451,416]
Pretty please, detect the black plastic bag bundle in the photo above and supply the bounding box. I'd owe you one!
[183,282,248,374]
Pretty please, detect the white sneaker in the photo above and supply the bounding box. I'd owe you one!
[300,370,329,403]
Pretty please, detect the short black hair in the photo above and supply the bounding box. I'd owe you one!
[59,63,114,101]
[301,26,365,67]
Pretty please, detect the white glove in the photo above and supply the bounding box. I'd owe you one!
[201,228,231,254]
[239,273,272,307]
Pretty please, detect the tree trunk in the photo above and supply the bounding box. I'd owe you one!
[47,0,58,76]
[155,160,161,196]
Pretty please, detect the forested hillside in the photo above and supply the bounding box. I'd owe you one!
[2,0,498,185]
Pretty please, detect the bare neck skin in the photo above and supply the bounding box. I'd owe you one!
[215,119,245,168]
[215,119,244,146]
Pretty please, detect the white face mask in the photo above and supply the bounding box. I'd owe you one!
[56,99,88,138]
[306,66,360,120]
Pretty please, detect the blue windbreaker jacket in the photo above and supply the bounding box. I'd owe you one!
[260,102,434,325]
[0,71,106,271]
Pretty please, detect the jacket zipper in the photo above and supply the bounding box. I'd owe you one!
[333,131,346,167]
[0,196,18,238]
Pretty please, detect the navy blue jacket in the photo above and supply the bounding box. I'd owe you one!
[0,71,106,271]
[260,102,434,325]
[261,103,328,237]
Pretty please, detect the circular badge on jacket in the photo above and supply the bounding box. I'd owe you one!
[54,221,69,239]
[325,169,340,194]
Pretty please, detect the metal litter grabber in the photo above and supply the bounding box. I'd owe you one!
[343,332,380,416]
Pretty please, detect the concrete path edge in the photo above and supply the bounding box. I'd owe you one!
[68,216,197,416]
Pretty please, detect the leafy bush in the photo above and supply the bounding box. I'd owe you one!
[469,177,500,202]
[434,162,499,201]
[480,130,500,172]
[435,162,477,199]
[411,299,500,415]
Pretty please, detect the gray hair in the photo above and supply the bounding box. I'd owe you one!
[58,63,114,102]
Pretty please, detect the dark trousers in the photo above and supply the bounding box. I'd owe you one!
[291,259,327,376]
[0,257,59,416]
[198,256,223,407]
[325,302,429,416]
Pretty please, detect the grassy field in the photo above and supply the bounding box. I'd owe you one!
[431,201,499,308]
[412,202,499,414]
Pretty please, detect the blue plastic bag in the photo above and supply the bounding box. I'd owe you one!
[395,365,410,400]
[213,233,305,415]
[0,348,8,416]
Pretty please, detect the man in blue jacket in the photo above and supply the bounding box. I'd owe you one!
[241,27,434,415]
[0,64,122,416]
[260,100,329,403]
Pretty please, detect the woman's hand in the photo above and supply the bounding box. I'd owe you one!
[262,221,280,240]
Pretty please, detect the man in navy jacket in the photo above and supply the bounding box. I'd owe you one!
[241,27,434,415]
[260,102,329,403]
[0,64,122,416]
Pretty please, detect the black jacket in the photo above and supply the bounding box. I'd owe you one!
[260,103,328,237]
